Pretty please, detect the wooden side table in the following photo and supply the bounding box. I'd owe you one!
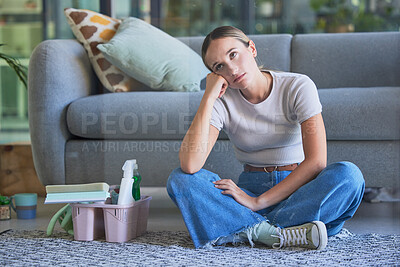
[0,142,45,197]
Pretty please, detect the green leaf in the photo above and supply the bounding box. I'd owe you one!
[0,44,28,89]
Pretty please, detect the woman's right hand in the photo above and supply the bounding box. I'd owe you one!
[204,73,228,100]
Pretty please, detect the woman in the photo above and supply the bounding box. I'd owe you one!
[167,26,365,250]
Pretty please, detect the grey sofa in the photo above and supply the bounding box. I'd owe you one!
[28,32,400,188]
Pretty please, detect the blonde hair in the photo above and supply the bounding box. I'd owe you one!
[201,26,263,70]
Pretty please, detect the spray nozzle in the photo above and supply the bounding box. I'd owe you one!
[122,159,137,179]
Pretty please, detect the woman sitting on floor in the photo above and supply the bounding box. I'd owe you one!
[167,26,365,250]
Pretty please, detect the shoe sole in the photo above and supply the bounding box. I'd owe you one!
[312,221,328,250]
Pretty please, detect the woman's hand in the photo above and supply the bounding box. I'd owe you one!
[213,179,260,211]
[204,72,228,100]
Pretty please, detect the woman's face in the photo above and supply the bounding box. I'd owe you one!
[204,37,258,89]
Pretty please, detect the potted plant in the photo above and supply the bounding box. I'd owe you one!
[0,44,27,88]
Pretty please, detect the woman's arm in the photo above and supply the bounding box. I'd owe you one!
[214,113,327,211]
[179,73,228,174]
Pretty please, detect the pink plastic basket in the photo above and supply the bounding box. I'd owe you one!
[71,196,152,242]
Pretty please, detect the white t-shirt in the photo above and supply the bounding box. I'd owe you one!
[210,71,322,167]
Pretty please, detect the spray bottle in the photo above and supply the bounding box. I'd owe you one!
[131,162,142,201]
[117,159,137,205]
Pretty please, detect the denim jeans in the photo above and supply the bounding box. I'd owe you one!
[167,161,365,248]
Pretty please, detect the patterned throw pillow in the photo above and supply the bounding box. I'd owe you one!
[64,8,138,92]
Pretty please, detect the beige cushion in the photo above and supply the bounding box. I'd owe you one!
[64,8,140,92]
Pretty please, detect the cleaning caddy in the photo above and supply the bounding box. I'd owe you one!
[46,159,151,242]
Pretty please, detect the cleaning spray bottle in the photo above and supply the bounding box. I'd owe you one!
[117,159,137,205]
[131,162,142,201]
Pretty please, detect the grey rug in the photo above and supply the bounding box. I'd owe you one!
[0,229,399,266]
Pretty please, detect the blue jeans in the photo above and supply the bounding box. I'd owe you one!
[167,161,365,248]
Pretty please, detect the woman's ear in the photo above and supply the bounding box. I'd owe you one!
[248,40,257,58]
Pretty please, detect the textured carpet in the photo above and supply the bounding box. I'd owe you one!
[0,229,399,266]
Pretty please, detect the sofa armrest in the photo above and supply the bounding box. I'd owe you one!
[28,39,98,186]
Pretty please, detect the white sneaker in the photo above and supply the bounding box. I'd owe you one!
[273,221,328,250]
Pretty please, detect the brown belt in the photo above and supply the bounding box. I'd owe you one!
[244,163,298,173]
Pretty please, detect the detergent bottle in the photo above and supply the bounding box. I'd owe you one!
[117,159,137,205]
[131,162,142,201]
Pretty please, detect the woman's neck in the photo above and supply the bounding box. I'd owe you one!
[240,70,272,104]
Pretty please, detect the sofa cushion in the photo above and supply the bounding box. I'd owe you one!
[291,32,400,89]
[98,17,209,92]
[249,34,292,72]
[67,91,229,140]
[319,87,400,140]
[68,87,398,141]
[64,8,145,92]
[178,34,293,72]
